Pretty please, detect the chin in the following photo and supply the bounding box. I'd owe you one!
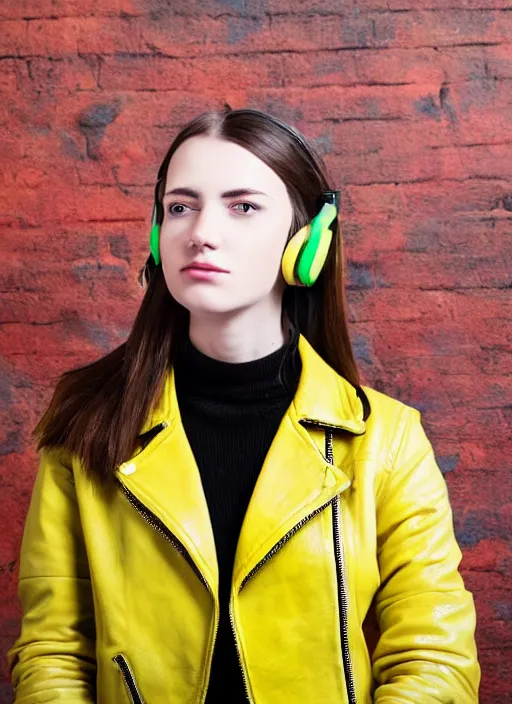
[167,277,278,319]
[173,291,241,317]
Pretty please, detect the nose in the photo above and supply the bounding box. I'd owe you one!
[188,204,221,250]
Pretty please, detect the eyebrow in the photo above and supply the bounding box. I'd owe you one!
[163,187,269,199]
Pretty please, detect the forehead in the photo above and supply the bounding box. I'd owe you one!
[164,135,286,196]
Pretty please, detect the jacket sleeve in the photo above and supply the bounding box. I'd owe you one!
[372,407,480,703]
[8,447,96,703]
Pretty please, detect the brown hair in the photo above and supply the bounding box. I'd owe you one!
[36,108,361,486]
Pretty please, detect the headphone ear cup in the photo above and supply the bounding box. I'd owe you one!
[149,204,161,266]
[297,228,333,286]
[281,224,311,286]
[295,202,337,287]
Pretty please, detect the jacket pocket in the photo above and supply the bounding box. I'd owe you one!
[113,653,145,704]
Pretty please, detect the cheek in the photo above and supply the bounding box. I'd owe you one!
[159,225,185,269]
[159,232,185,297]
[237,233,287,288]
[245,213,290,260]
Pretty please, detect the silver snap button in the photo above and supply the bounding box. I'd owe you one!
[119,462,136,476]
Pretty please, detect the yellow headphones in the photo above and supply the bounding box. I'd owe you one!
[148,188,339,289]
[281,190,340,287]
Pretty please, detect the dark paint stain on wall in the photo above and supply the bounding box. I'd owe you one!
[437,454,459,475]
[347,260,374,289]
[78,103,121,160]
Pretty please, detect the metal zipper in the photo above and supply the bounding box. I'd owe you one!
[326,427,357,704]
[120,483,210,591]
[229,497,335,703]
[331,477,357,703]
[229,600,254,703]
[118,482,219,704]
[300,418,365,435]
[240,497,336,590]
[301,418,349,432]
[332,495,357,703]
[113,653,145,704]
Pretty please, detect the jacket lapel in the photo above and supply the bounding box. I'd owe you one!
[231,407,351,591]
[115,368,218,595]
[232,335,367,590]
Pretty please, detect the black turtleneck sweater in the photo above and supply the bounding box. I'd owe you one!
[173,329,302,702]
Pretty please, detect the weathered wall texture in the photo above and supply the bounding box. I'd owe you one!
[1,0,511,701]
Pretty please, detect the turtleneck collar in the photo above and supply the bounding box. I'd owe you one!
[173,325,301,405]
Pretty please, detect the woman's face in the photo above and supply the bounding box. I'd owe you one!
[159,135,294,318]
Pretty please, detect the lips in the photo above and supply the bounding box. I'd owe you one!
[182,262,229,273]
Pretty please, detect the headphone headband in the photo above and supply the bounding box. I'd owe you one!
[318,190,340,208]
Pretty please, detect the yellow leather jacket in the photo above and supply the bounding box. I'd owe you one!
[9,335,480,703]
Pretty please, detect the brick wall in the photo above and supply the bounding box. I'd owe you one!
[1,0,511,701]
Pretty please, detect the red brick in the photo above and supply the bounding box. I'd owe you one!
[349,141,512,185]
[390,10,512,48]
[349,289,454,322]
[479,650,512,703]
[0,19,28,56]
[99,54,285,92]
[0,0,135,19]
[265,0,386,11]
[427,408,509,443]
[136,15,257,57]
[4,10,512,58]
[449,471,511,514]
[411,348,512,378]
[331,110,511,160]
[0,17,140,57]
[348,177,511,219]
[404,218,510,257]
[462,541,511,574]
[459,443,512,473]
[389,0,512,9]
[266,11,512,53]
[3,180,147,226]
[266,0,511,11]
[2,223,147,277]
[282,44,511,89]
[112,91,225,129]
[355,141,502,184]
[443,374,512,409]
[246,84,432,125]
[0,59,19,93]
[26,56,99,92]
[375,251,511,290]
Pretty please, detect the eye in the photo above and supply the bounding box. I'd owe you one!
[167,203,191,216]
[231,202,258,214]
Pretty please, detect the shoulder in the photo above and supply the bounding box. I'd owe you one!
[362,384,420,424]
[357,384,425,471]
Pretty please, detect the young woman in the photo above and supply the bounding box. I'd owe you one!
[9,108,480,703]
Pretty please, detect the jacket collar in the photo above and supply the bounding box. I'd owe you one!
[139,334,367,438]
[293,334,367,435]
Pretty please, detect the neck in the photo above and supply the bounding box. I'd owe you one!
[188,296,288,363]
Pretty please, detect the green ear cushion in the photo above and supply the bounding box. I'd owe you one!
[149,205,161,266]
[296,203,337,286]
